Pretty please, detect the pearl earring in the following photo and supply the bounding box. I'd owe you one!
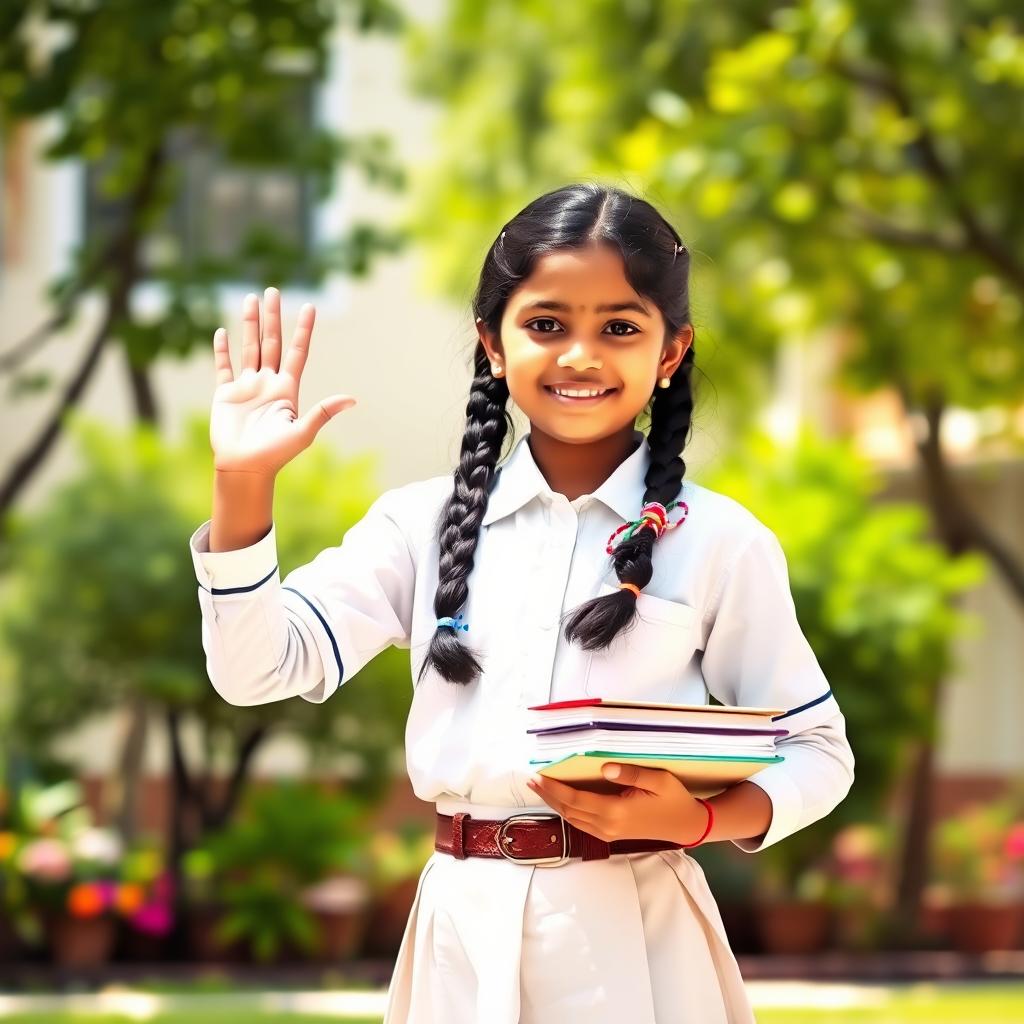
[658,376,671,388]
[492,364,503,376]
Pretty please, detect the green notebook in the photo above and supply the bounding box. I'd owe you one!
[530,750,783,798]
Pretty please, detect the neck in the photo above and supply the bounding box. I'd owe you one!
[526,425,641,502]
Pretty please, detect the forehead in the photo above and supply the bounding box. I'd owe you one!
[507,246,649,314]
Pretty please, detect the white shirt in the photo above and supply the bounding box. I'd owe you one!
[189,427,854,854]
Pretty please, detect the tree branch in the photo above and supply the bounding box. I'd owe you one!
[828,58,1024,292]
[0,144,165,520]
[892,371,1024,602]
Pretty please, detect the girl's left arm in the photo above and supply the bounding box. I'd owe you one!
[700,522,856,853]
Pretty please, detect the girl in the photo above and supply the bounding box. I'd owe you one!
[190,183,855,1023]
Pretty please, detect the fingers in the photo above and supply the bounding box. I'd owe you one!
[262,286,282,373]
[213,327,234,386]
[281,302,316,384]
[294,393,357,446]
[527,775,604,817]
[240,292,261,374]
[601,763,668,792]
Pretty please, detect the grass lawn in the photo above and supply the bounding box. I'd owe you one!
[0,982,1022,1022]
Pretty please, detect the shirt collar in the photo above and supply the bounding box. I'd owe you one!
[481,428,653,527]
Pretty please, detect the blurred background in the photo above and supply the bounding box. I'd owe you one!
[0,0,1022,1021]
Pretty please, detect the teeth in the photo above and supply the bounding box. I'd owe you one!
[552,387,608,398]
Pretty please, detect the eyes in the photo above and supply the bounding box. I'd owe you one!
[524,317,640,338]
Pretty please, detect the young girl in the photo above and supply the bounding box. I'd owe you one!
[189,183,855,1024]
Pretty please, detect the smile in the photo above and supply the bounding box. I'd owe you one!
[543,385,617,404]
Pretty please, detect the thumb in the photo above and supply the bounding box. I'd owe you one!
[602,762,667,792]
[295,394,356,445]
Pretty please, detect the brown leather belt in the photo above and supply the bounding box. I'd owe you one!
[435,810,683,865]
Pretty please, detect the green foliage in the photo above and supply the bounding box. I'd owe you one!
[0,411,412,805]
[699,424,986,886]
[0,0,408,386]
[186,780,370,961]
[404,0,1024,442]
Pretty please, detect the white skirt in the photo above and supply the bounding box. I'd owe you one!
[382,811,757,1024]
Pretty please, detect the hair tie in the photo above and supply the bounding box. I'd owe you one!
[618,582,641,598]
[606,499,689,555]
[436,613,469,632]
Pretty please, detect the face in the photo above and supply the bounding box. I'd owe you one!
[478,243,692,445]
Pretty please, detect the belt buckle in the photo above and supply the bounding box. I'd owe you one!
[496,812,570,866]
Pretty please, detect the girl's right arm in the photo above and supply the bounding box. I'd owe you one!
[189,289,413,706]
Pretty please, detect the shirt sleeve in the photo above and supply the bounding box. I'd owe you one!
[700,522,855,853]
[188,486,416,706]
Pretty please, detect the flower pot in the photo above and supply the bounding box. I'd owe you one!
[754,899,832,954]
[46,913,117,967]
[832,902,881,950]
[362,876,421,957]
[301,875,372,962]
[947,901,1023,953]
[917,900,953,947]
[185,900,248,963]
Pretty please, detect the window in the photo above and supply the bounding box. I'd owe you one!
[82,75,316,286]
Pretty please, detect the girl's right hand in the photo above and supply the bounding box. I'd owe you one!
[210,288,357,477]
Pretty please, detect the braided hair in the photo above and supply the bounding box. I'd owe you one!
[417,183,697,686]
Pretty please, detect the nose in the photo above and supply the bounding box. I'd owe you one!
[556,338,603,372]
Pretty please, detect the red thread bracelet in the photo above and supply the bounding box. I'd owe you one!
[680,797,713,847]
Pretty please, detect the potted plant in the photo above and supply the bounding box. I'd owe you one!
[361,820,436,957]
[820,822,891,950]
[752,859,833,954]
[931,795,1024,953]
[113,841,175,960]
[188,780,373,963]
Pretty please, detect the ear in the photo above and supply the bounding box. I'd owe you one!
[660,323,693,378]
[476,316,504,367]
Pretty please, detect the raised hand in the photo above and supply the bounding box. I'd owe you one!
[209,288,356,477]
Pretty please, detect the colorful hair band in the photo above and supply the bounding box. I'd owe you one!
[437,613,469,632]
[605,499,689,555]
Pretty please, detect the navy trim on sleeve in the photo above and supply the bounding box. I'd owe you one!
[282,586,344,685]
[199,565,279,595]
[772,688,833,721]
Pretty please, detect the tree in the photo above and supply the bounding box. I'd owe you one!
[405,0,1023,594]
[0,0,408,515]
[703,425,985,937]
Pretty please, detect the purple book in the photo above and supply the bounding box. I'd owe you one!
[527,719,790,738]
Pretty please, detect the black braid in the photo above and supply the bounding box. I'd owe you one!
[561,342,697,651]
[417,343,512,686]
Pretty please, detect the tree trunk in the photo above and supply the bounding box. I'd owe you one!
[0,143,165,522]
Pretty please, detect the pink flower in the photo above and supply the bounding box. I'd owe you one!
[131,903,173,935]
[17,838,72,882]
[1005,824,1024,861]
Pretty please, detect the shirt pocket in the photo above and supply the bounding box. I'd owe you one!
[583,581,702,702]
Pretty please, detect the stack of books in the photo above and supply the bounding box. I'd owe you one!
[526,696,788,798]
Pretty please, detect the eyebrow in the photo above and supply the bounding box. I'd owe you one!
[521,299,652,317]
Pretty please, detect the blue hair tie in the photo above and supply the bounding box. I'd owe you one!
[436,613,469,632]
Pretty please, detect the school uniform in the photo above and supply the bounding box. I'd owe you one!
[188,427,855,1024]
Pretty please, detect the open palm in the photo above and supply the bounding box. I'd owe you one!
[210,288,356,477]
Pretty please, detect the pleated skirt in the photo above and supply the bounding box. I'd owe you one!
[381,838,757,1024]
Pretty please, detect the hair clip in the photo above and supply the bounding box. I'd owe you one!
[436,613,469,632]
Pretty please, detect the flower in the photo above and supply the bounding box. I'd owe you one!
[71,827,122,866]
[16,838,72,882]
[67,882,106,918]
[114,882,146,916]
[130,903,173,936]
[1005,823,1024,861]
[0,831,17,860]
